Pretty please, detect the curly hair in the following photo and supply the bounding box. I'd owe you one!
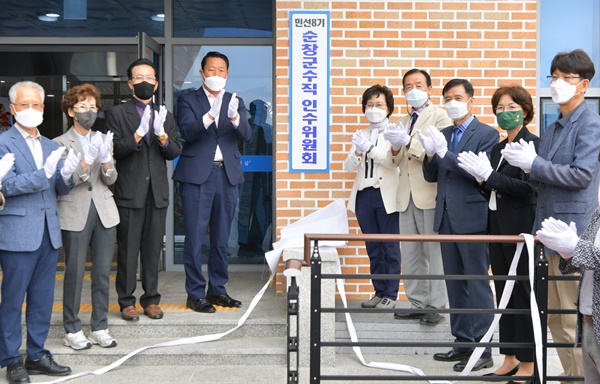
[61,83,103,126]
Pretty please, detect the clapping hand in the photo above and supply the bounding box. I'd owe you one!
[208,90,225,120]
[135,105,152,137]
[383,122,410,151]
[536,217,579,259]
[84,133,103,165]
[153,105,167,137]
[99,131,114,164]
[227,92,239,119]
[60,148,81,179]
[428,126,448,158]
[457,151,493,182]
[501,138,537,173]
[0,153,15,181]
[352,130,371,154]
[43,147,66,179]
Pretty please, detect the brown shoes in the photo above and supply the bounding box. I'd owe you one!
[121,306,139,321]
[144,304,164,319]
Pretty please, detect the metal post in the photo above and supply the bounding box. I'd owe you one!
[310,241,322,383]
[287,276,299,383]
[535,244,549,384]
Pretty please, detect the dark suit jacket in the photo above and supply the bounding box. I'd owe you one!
[106,100,181,209]
[479,127,540,235]
[0,126,72,251]
[173,88,252,186]
[423,116,499,234]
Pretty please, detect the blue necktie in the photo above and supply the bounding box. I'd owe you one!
[408,112,418,135]
[450,126,460,153]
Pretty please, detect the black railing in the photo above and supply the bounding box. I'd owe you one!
[294,233,583,383]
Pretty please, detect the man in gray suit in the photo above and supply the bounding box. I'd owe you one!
[0,81,79,383]
[503,49,600,383]
[419,78,499,372]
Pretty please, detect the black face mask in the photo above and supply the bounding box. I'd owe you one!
[133,81,156,100]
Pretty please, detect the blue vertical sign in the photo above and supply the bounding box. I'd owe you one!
[289,11,330,172]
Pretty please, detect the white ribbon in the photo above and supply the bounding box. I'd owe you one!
[335,233,542,383]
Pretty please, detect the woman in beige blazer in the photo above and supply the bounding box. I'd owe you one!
[344,85,400,310]
[54,84,119,350]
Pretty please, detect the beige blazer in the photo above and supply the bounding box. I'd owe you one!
[54,128,119,232]
[391,103,453,212]
[344,127,399,214]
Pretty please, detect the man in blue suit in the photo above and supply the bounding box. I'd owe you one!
[174,51,252,313]
[503,49,600,383]
[419,78,499,372]
[0,81,79,383]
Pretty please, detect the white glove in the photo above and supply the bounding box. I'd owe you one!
[227,92,239,119]
[43,147,66,179]
[153,105,167,137]
[209,90,225,120]
[84,133,103,165]
[135,105,152,137]
[352,131,371,154]
[457,151,493,182]
[429,126,448,159]
[500,138,537,173]
[60,148,81,179]
[417,128,436,157]
[0,153,15,181]
[536,217,579,259]
[99,131,114,164]
[383,122,410,151]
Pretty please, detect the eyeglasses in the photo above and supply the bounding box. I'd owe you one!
[366,102,387,109]
[73,104,98,112]
[11,103,43,111]
[131,75,157,82]
[547,75,582,84]
[495,105,522,113]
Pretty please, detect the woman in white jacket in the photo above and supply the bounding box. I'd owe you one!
[344,84,400,310]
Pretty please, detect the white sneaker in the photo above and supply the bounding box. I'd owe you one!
[361,296,382,308]
[64,330,92,350]
[88,329,118,348]
[376,298,396,309]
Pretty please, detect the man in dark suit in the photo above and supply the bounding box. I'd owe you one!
[0,81,79,383]
[174,51,252,313]
[106,59,182,322]
[419,78,499,372]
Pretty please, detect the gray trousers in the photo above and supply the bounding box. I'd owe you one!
[62,202,116,333]
[583,321,600,382]
[399,197,447,310]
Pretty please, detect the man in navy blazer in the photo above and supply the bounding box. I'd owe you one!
[0,81,79,383]
[174,51,252,314]
[503,49,600,382]
[420,78,499,372]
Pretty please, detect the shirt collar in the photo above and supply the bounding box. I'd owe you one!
[454,115,475,132]
[557,101,586,127]
[133,97,152,111]
[15,123,40,140]
[73,127,91,142]
[411,101,430,116]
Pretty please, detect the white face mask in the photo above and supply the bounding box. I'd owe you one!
[551,78,581,105]
[14,107,44,128]
[445,99,470,120]
[365,107,388,123]
[405,88,429,108]
[203,75,227,92]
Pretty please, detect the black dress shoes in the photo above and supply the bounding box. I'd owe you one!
[393,311,425,320]
[6,360,30,383]
[186,298,216,313]
[483,363,520,376]
[433,349,472,362]
[24,354,71,376]
[453,356,494,372]
[207,294,242,308]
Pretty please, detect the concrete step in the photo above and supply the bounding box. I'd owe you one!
[37,336,286,367]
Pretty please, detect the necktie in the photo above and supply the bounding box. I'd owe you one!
[450,126,460,153]
[408,112,418,135]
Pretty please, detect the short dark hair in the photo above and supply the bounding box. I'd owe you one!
[361,85,394,118]
[126,58,157,80]
[402,68,432,88]
[491,85,534,126]
[442,78,474,98]
[550,49,595,81]
[62,83,103,126]
[201,51,230,71]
